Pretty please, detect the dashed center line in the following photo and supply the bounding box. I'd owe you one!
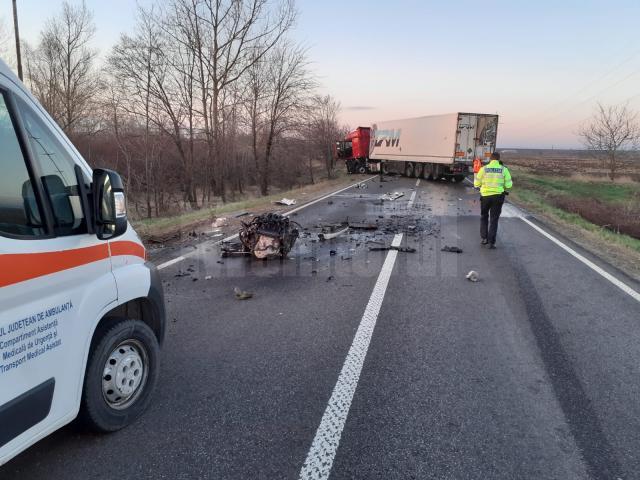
[299,178,421,480]
[298,233,403,480]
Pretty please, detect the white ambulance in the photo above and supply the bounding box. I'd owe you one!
[0,58,166,466]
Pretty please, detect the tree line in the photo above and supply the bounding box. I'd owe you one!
[2,1,345,218]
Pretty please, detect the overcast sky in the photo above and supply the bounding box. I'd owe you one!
[1,0,639,148]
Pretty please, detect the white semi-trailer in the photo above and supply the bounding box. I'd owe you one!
[337,113,499,181]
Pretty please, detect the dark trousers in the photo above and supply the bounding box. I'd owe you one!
[480,194,505,244]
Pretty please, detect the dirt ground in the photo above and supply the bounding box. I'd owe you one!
[501,149,640,181]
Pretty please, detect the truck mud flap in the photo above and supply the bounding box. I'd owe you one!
[0,378,55,448]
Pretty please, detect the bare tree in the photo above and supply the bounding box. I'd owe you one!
[244,42,314,195]
[161,0,297,201]
[579,102,640,181]
[109,6,200,211]
[305,94,342,179]
[26,1,97,134]
[0,17,16,68]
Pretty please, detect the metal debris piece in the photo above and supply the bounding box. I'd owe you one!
[441,246,463,253]
[275,198,296,206]
[349,223,378,230]
[205,275,212,280]
[318,225,349,241]
[380,192,405,201]
[369,246,416,253]
[466,270,479,282]
[239,212,300,259]
[235,211,250,217]
[234,287,253,300]
[329,250,337,256]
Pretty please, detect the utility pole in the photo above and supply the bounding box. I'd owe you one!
[12,0,23,80]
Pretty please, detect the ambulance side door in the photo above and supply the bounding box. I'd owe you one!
[0,82,116,462]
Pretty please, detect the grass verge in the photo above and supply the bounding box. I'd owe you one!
[508,176,640,281]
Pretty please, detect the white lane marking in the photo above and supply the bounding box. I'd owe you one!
[285,176,378,216]
[406,178,420,207]
[157,256,185,270]
[299,234,403,480]
[154,176,377,270]
[519,216,640,303]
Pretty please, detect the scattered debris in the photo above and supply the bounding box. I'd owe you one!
[326,276,334,282]
[441,246,463,253]
[174,271,190,277]
[318,225,349,241]
[329,250,337,256]
[369,246,416,253]
[239,213,300,259]
[234,287,253,300]
[466,270,479,282]
[328,200,334,205]
[380,192,405,201]
[235,211,250,218]
[212,217,229,228]
[349,223,378,230]
[205,275,212,280]
[275,198,296,206]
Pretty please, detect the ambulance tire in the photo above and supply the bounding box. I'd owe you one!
[80,319,160,432]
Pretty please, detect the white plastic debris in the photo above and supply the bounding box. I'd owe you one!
[275,198,296,206]
[466,270,479,282]
[380,191,405,201]
[212,217,229,228]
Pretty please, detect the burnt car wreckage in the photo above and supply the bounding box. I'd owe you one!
[223,213,301,259]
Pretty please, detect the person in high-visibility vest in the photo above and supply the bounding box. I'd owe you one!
[474,152,513,249]
[472,157,482,183]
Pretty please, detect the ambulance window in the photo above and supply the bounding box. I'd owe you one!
[0,93,45,237]
[15,97,87,236]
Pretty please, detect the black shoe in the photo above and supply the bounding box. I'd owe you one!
[481,238,488,245]
[489,243,496,249]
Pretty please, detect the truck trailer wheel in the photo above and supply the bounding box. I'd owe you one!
[79,319,160,432]
[356,163,367,174]
[404,162,415,177]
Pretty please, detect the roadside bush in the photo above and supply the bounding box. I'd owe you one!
[551,195,640,240]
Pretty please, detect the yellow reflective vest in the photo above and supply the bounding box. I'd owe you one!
[474,160,513,196]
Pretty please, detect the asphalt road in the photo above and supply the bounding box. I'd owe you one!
[3,175,640,480]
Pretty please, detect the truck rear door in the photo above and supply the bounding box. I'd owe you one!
[456,114,499,164]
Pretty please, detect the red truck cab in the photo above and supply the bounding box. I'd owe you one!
[336,127,375,174]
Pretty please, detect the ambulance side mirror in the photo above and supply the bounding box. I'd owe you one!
[92,169,128,240]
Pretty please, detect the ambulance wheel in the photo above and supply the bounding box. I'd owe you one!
[80,319,160,432]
